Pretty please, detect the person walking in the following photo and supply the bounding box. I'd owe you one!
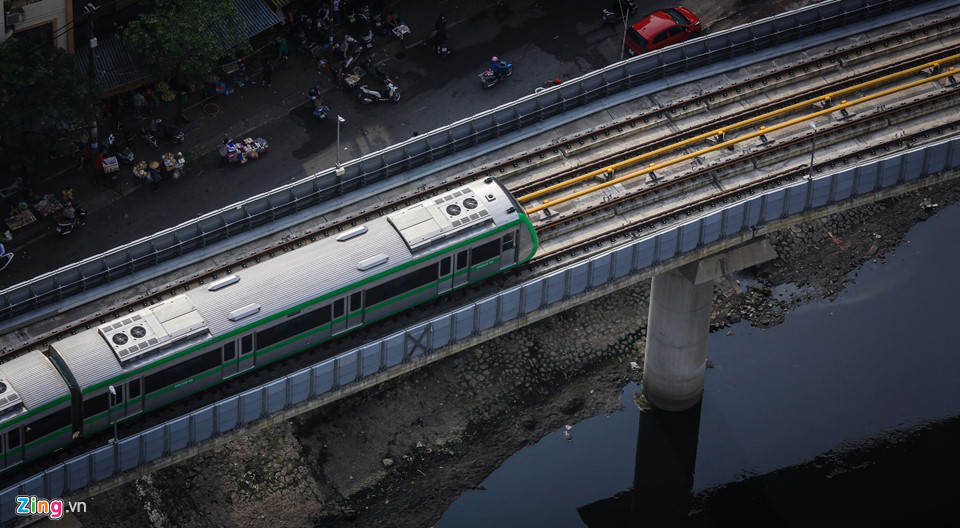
[148,161,162,190]
[262,59,274,87]
[132,90,146,117]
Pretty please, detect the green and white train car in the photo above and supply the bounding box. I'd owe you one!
[0,177,537,473]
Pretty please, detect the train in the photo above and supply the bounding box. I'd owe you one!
[0,178,537,475]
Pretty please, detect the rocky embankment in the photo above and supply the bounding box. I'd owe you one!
[74,178,960,528]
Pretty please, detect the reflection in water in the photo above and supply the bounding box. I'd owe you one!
[438,206,960,527]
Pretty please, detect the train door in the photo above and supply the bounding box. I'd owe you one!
[331,298,347,336]
[222,341,238,379]
[346,291,363,330]
[3,428,23,468]
[500,231,517,269]
[109,384,125,420]
[125,378,143,417]
[452,250,469,289]
[438,256,453,294]
[238,335,255,373]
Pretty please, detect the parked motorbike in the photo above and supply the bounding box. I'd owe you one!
[55,203,87,236]
[140,126,159,151]
[357,65,400,103]
[103,127,135,164]
[152,118,185,144]
[602,0,638,25]
[433,16,450,57]
[479,57,513,89]
[308,87,329,119]
[356,6,374,48]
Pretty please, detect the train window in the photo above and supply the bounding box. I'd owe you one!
[144,350,222,394]
[7,429,20,449]
[456,250,468,271]
[128,380,141,399]
[84,393,108,419]
[333,299,345,318]
[24,408,71,443]
[470,240,500,266]
[366,265,438,306]
[114,386,124,404]
[502,233,515,251]
[256,305,332,349]
[241,335,254,355]
[223,342,236,361]
[440,257,451,276]
[349,292,362,312]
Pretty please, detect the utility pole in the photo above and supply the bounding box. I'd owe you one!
[84,3,100,150]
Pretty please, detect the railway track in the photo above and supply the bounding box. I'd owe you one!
[3,5,959,365]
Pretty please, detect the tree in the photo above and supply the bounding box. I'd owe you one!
[119,0,249,122]
[0,38,102,178]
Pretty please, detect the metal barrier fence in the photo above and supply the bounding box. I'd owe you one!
[2,135,957,524]
[0,0,943,328]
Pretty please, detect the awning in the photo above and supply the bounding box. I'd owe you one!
[216,0,283,49]
[266,0,292,9]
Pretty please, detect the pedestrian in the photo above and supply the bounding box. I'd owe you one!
[262,59,274,87]
[148,161,162,190]
[143,87,156,113]
[76,145,90,170]
[92,149,105,184]
[132,90,146,117]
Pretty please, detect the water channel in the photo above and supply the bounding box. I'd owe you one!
[436,204,960,527]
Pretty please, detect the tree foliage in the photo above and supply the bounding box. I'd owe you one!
[119,0,249,92]
[0,38,102,174]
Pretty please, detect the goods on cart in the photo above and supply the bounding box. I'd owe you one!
[102,156,119,173]
[226,137,269,164]
[133,160,149,179]
[33,194,63,217]
[162,152,186,179]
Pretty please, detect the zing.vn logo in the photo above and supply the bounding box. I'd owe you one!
[15,495,87,520]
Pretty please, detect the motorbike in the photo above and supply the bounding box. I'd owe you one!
[140,125,159,151]
[356,6,374,48]
[103,127,135,164]
[151,118,185,144]
[357,64,400,103]
[308,87,330,119]
[479,58,513,89]
[432,16,450,57]
[55,203,87,236]
[602,0,638,25]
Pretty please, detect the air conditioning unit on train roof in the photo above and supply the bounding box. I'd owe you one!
[98,295,208,364]
[388,187,491,252]
[0,374,23,417]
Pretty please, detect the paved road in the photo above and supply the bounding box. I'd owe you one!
[0,0,765,290]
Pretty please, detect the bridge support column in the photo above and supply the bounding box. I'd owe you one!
[642,239,778,411]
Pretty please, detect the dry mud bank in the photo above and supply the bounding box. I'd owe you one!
[75,176,960,527]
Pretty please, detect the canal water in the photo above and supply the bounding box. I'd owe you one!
[436,204,960,527]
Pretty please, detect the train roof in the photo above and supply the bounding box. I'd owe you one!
[0,350,70,423]
[48,179,523,392]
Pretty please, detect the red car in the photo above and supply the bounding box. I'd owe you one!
[623,6,701,56]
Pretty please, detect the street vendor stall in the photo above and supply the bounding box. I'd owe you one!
[162,152,186,179]
[224,138,269,165]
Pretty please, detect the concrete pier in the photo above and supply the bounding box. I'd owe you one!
[642,239,777,411]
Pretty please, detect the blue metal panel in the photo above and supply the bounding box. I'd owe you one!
[785,184,808,215]
[763,189,787,222]
[476,297,499,331]
[311,361,335,395]
[589,254,612,288]
[857,162,880,194]
[336,353,358,387]
[19,473,43,498]
[453,307,474,341]
[44,464,66,500]
[361,342,382,374]
[192,405,215,443]
[567,262,589,296]
[723,203,745,236]
[811,177,832,208]
[1,485,19,523]
[903,150,925,181]
[142,425,165,463]
[880,157,902,187]
[167,416,190,453]
[544,271,565,305]
[678,221,701,253]
[744,197,763,228]
[383,331,404,362]
[288,368,311,405]
[522,281,544,314]
[833,169,855,201]
[612,245,634,278]
[216,398,239,434]
[499,287,522,323]
[92,446,114,481]
[240,388,263,424]
[429,316,452,351]
[923,142,948,174]
[701,210,723,244]
[656,229,679,262]
[65,455,91,492]
[118,436,140,473]
[265,380,286,414]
